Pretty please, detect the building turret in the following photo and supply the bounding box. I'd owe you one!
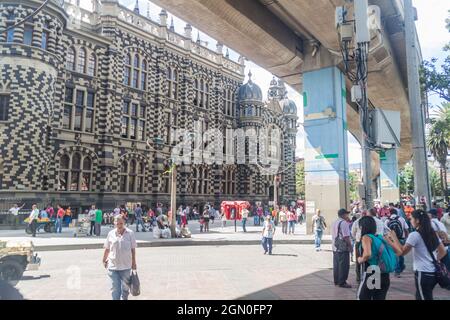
[237,71,264,126]
[0,0,68,192]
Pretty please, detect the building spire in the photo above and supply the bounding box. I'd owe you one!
[133,0,140,14]
[169,17,175,32]
[248,70,253,83]
[196,31,201,44]
[225,48,229,58]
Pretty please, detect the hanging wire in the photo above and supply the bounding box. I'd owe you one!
[4,0,52,32]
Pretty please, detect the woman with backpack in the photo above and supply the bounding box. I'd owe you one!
[385,209,448,300]
[356,216,396,300]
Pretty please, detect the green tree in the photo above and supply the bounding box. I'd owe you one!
[429,166,443,198]
[427,112,449,202]
[399,163,414,196]
[348,171,359,201]
[296,160,305,199]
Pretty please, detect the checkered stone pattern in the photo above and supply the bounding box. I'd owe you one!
[0,62,56,190]
[0,1,297,208]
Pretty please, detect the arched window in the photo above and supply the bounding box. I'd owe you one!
[167,67,178,100]
[141,59,147,90]
[119,158,146,193]
[123,53,131,86]
[193,78,210,109]
[66,47,76,71]
[132,54,140,88]
[58,152,93,191]
[77,48,86,73]
[87,53,96,76]
[193,79,199,106]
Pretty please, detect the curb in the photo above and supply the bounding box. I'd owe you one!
[35,239,332,251]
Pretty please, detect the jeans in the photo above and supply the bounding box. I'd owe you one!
[136,218,145,232]
[254,215,259,226]
[333,251,350,286]
[55,217,62,233]
[242,218,247,232]
[395,239,406,274]
[288,221,295,234]
[30,220,37,237]
[90,221,95,235]
[262,237,273,254]
[281,221,288,234]
[314,229,323,248]
[108,269,131,300]
[414,271,437,300]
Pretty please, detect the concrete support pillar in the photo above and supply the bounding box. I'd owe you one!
[303,66,349,234]
[380,149,400,204]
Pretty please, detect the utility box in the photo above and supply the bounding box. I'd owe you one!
[371,109,401,148]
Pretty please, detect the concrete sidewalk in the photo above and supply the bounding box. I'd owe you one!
[0,220,331,251]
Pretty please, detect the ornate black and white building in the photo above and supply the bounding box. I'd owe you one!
[0,0,297,213]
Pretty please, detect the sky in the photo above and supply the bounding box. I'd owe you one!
[80,0,449,163]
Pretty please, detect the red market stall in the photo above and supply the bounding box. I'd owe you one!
[220,201,251,232]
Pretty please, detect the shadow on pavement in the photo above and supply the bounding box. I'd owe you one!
[21,275,51,281]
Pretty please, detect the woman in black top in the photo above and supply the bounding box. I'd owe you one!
[356,216,391,300]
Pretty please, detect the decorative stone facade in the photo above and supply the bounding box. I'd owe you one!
[0,0,297,214]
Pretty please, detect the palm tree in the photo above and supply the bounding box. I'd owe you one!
[427,107,449,202]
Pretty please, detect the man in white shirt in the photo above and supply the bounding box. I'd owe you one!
[28,204,40,237]
[241,207,249,233]
[367,208,385,235]
[9,203,24,229]
[428,209,447,233]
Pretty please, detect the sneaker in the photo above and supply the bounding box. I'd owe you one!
[339,283,352,289]
[315,248,320,252]
[268,252,272,255]
[264,251,267,255]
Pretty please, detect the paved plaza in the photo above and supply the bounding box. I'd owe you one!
[14,244,450,300]
[0,220,331,250]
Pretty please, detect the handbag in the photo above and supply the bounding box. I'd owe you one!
[335,221,349,252]
[425,239,450,290]
[130,270,141,296]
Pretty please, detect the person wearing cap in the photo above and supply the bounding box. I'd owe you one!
[331,208,353,288]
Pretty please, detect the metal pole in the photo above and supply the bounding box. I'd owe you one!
[358,44,372,210]
[273,175,278,209]
[404,0,431,208]
[170,165,177,237]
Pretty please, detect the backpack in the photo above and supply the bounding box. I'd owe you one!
[387,216,404,240]
[365,234,397,274]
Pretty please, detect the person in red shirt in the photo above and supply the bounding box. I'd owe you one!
[56,205,65,233]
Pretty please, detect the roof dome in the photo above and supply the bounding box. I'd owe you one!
[238,71,263,102]
[281,98,297,115]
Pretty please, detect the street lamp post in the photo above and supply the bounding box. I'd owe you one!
[170,163,177,237]
[153,136,178,238]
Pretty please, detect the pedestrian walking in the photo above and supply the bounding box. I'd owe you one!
[261,215,276,255]
[45,205,54,220]
[103,215,137,300]
[220,208,227,228]
[88,205,97,236]
[287,208,297,235]
[279,208,288,234]
[202,208,210,232]
[356,216,396,300]
[385,208,409,277]
[95,207,103,236]
[9,203,24,229]
[385,209,448,300]
[134,204,146,232]
[332,208,352,288]
[27,204,40,237]
[312,209,327,251]
[241,207,249,232]
[209,206,216,224]
[56,205,65,233]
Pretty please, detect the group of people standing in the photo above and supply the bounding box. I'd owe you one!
[331,203,450,300]
[9,203,72,237]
